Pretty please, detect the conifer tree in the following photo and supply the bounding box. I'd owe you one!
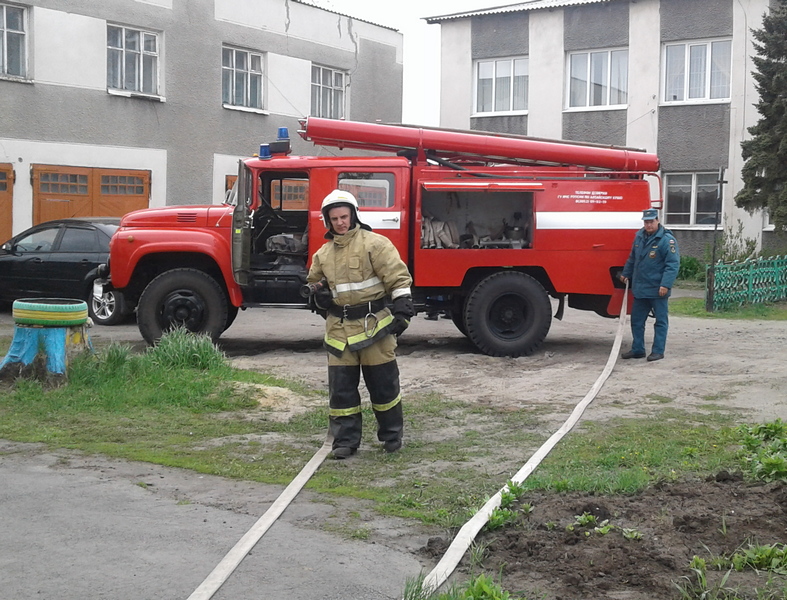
[735,0,787,231]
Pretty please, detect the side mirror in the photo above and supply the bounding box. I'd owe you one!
[0,242,11,253]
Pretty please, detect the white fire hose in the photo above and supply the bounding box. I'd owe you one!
[420,282,629,594]
[186,435,333,600]
[186,283,629,599]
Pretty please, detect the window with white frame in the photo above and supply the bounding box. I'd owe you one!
[222,46,263,109]
[474,57,528,114]
[568,49,628,108]
[1,3,25,78]
[107,25,159,95]
[664,172,720,226]
[311,65,345,119]
[663,39,731,103]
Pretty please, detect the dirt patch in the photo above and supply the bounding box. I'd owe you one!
[420,476,787,599]
[233,381,323,422]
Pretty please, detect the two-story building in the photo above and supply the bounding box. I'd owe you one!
[0,0,402,241]
[428,0,786,258]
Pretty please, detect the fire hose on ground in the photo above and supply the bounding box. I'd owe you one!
[185,282,630,599]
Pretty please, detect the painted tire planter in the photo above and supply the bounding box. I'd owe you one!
[12,298,89,327]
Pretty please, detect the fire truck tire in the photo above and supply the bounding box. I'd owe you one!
[224,305,239,332]
[137,268,228,345]
[449,296,468,336]
[464,271,551,357]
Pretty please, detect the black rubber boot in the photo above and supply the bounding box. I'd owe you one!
[362,361,404,444]
[328,365,363,450]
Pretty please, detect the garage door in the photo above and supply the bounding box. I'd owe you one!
[33,165,150,225]
[0,164,12,242]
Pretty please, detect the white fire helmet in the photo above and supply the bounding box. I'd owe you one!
[320,189,362,229]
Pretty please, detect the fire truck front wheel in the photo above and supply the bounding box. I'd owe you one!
[137,268,228,345]
[465,271,552,357]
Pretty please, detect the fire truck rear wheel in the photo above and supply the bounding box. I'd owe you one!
[464,271,552,357]
[449,296,468,336]
[137,268,228,345]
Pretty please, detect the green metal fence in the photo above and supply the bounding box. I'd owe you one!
[706,255,787,311]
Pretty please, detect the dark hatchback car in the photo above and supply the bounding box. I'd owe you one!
[0,217,128,325]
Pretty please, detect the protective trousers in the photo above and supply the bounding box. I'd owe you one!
[327,334,403,450]
[630,296,669,356]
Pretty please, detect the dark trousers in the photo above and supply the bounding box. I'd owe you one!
[630,296,670,355]
[328,360,404,449]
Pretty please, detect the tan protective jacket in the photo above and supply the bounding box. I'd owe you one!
[307,224,412,356]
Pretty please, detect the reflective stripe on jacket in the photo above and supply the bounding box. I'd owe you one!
[307,224,412,356]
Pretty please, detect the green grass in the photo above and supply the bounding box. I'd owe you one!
[671,297,787,320]
[521,409,741,494]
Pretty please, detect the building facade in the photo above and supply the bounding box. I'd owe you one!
[0,0,403,241]
[429,0,786,258]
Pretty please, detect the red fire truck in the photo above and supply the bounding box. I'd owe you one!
[98,118,661,357]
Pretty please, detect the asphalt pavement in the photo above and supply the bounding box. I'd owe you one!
[0,441,426,600]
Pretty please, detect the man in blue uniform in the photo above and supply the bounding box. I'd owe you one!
[619,208,680,362]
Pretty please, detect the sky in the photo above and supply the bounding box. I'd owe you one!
[306,0,504,126]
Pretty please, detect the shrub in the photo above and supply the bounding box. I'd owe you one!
[678,256,706,282]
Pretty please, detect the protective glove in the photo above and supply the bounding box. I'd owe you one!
[314,286,333,310]
[389,314,410,337]
[392,295,415,318]
[390,295,414,337]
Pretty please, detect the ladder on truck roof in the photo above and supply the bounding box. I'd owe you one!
[298,117,660,173]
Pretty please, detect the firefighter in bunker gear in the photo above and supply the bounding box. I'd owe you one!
[307,190,414,458]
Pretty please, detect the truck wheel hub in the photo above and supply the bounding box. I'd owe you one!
[162,291,204,328]
[490,297,525,335]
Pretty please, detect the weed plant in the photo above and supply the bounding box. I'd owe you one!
[675,552,787,599]
[403,572,530,600]
[738,420,787,482]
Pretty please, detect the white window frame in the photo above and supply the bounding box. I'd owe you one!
[222,46,264,112]
[664,172,720,227]
[311,65,346,119]
[566,48,628,110]
[662,39,731,104]
[1,3,26,79]
[473,57,529,116]
[107,24,161,98]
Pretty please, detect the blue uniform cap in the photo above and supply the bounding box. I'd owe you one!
[642,208,659,220]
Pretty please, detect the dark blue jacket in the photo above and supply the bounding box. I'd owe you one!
[621,224,680,298]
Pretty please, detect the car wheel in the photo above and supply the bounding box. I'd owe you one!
[137,268,228,345]
[464,271,552,357]
[89,285,127,326]
[12,298,89,327]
